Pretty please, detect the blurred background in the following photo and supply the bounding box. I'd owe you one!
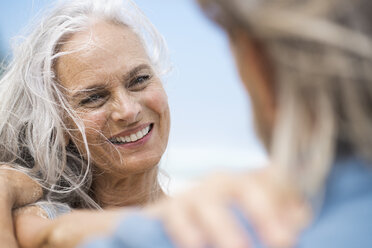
[0,0,267,193]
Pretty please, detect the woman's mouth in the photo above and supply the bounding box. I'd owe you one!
[109,124,153,145]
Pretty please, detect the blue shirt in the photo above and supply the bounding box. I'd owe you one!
[81,156,372,248]
[298,156,372,247]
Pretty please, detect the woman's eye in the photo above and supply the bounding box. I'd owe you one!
[129,75,151,89]
[136,75,150,84]
[80,93,107,106]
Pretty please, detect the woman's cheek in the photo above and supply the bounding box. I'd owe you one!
[146,87,170,145]
[80,109,108,136]
[145,86,169,114]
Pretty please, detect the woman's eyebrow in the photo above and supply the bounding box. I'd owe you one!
[123,64,152,82]
[72,84,109,98]
[71,64,152,98]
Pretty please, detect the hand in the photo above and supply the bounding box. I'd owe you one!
[0,165,42,248]
[145,166,310,248]
[14,207,126,248]
[0,165,42,208]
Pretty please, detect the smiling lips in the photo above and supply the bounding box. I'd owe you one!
[109,124,153,144]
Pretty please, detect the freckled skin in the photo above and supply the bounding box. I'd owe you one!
[56,21,170,178]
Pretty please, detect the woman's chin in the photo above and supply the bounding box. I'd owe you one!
[106,155,162,175]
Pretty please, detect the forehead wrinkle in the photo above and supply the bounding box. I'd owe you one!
[56,45,101,90]
[79,22,143,61]
[58,58,99,85]
[57,21,152,95]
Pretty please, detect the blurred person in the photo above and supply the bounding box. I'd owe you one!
[196,0,372,246]
[79,0,372,247]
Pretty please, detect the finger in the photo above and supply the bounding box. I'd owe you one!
[191,197,251,248]
[235,175,307,248]
[282,197,311,230]
[232,177,288,244]
[161,200,206,248]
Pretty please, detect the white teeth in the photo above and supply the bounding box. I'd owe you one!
[144,126,149,134]
[130,134,137,142]
[136,131,142,139]
[110,125,151,144]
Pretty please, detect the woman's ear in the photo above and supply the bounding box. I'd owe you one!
[228,29,276,148]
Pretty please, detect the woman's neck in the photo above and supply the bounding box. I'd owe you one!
[91,166,165,208]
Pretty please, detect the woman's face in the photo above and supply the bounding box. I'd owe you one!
[56,21,170,176]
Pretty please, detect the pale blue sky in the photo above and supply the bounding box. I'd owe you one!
[0,0,266,187]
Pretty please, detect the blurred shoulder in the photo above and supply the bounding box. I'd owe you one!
[299,156,372,247]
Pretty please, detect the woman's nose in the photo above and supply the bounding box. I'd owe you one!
[111,93,142,124]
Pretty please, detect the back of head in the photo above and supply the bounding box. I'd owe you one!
[198,0,372,195]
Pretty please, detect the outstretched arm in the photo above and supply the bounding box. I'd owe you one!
[13,206,125,248]
[11,166,310,248]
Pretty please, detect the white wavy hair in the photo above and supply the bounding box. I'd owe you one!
[0,0,169,208]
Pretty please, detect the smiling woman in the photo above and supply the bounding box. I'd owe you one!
[59,21,171,207]
[56,20,170,207]
[0,0,174,247]
[0,0,170,234]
